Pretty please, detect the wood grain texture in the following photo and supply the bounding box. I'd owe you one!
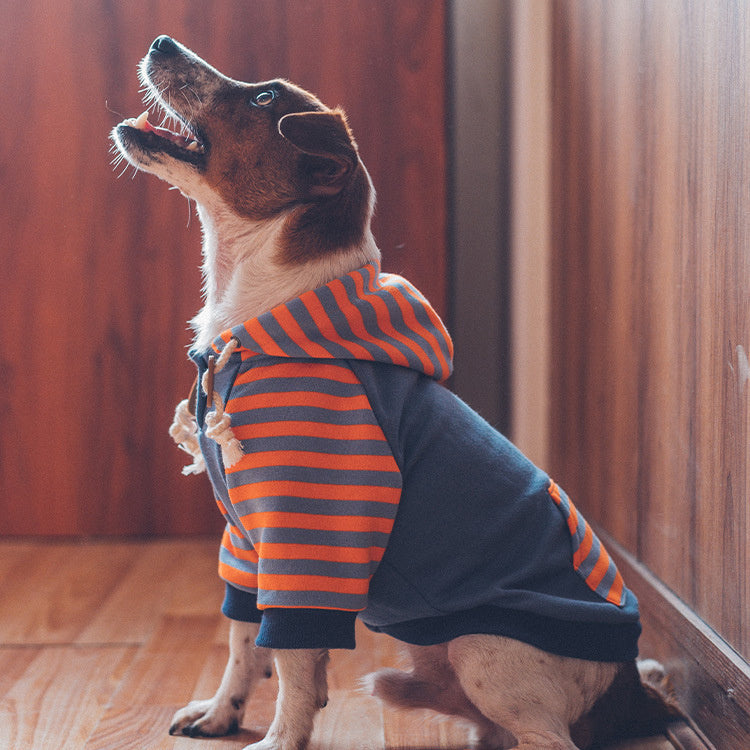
[0,0,447,535]
[0,540,700,750]
[548,0,750,671]
[605,530,746,750]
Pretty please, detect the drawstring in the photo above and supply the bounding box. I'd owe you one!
[169,337,244,475]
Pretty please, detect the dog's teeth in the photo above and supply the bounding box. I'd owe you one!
[185,141,201,152]
[134,111,150,130]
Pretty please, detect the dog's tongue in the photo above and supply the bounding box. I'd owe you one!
[124,111,200,150]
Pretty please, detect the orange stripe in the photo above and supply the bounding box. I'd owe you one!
[585,544,612,592]
[255,542,385,564]
[258,573,370,595]
[227,390,372,413]
[232,420,388,442]
[219,560,258,589]
[606,569,625,606]
[213,330,235,352]
[271,305,335,359]
[238,511,396,534]
[241,318,288,357]
[301,293,373,359]
[548,480,561,504]
[229,480,400,504]
[328,278,411,368]
[234,361,358,385]
[225,449,399,474]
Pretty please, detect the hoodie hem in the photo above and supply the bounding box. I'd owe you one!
[362,605,641,662]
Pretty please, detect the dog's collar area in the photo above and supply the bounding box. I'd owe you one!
[122,110,205,154]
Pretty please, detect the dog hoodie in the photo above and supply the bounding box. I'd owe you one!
[184,262,641,662]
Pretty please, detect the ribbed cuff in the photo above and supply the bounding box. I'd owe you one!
[221,583,263,623]
[256,608,358,650]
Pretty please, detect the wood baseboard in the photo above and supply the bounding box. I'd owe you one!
[601,531,750,749]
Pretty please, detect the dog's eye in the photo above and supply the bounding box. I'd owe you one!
[253,90,276,107]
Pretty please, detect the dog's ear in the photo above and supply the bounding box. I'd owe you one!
[278,110,359,197]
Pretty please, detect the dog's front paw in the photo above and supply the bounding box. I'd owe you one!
[169,697,242,737]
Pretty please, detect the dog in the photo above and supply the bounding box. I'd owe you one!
[111,36,681,750]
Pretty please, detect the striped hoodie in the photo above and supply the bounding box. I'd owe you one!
[189,262,641,660]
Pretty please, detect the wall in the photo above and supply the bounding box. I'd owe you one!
[0,0,448,535]
[546,0,749,742]
[449,0,512,432]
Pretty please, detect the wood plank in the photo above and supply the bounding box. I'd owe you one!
[77,539,223,644]
[0,542,136,644]
[0,645,136,750]
[82,615,225,750]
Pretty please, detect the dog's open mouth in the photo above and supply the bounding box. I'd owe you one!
[121,110,206,163]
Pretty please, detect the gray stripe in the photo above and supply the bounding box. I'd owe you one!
[256,314,309,358]
[220,544,258,573]
[260,557,375,579]
[231,375,365,399]
[230,495,400,522]
[226,464,402,491]
[595,559,618,601]
[258,588,366,610]
[240,435,393,456]
[230,405,379,426]
[252,527,392,548]
[225,527,254,550]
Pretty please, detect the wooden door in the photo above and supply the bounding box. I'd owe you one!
[0,0,447,535]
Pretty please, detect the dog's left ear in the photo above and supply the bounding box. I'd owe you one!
[278,110,359,197]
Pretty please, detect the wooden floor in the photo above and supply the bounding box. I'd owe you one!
[0,540,700,750]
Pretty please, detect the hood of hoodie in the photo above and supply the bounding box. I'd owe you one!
[203,262,453,382]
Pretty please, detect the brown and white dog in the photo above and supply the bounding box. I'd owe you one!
[112,36,679,750]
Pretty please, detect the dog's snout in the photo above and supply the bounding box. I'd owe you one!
[151,35,178,55]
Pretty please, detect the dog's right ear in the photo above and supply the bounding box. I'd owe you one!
[278,110,359,197]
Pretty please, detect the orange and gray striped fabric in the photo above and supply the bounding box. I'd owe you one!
[193,262,632,637]
[217,358,403,611]
[548,481,625,606]
[213,262,453,382]
[208,262,451,611]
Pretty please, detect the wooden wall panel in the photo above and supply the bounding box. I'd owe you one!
[0,0,447,535]
[549,0,749,662]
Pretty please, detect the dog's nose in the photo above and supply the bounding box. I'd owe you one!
[151,35,178,54]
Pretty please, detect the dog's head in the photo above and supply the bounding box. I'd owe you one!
[112,36,373,260]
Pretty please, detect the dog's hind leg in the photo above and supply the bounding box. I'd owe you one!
[246,648,329,750]
[447,635,622,750]
[170,620,272,737]
[364,643,513,750]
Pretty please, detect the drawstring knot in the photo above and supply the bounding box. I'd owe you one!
[169,337,244,474]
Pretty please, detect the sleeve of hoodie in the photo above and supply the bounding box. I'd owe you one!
[217,357,402,650]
